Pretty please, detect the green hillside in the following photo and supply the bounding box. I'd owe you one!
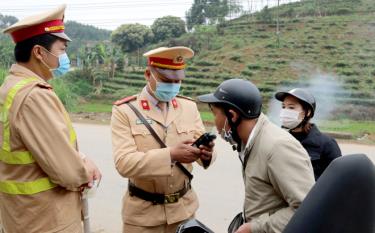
[99,0,375,121]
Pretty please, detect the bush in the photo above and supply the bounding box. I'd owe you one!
[344,77,360,84]
[230,55,242,62]
[334,62,350,68]
[0,68,7,85]
[194,60,218,66]
[247,64,262,70]
[186,66,198,72]
[322,45,336,50]
[241,70,253,77]
[50,79,78,111]
[335,8,352,16]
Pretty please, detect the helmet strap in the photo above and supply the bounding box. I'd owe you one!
[224,109,242,152]
[289,113,310,131]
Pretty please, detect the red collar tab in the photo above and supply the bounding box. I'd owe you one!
[172,99,178,109]
[141,100,150,110]
[113,95,136,106]
[11,19,65,43]
[148,57,185,70]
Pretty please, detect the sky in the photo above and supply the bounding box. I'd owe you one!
[0,0,298,30]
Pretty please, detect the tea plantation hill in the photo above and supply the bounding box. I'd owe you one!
[101,0,375,118]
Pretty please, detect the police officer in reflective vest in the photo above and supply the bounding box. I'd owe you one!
[111,46,215,233]
[0,5,101,233]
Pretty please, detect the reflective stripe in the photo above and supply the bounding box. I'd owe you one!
[2,78,38,152]
[63,110,77,145]
[0,77,77,195]
[0,177,57,195]
[0,149,34,164]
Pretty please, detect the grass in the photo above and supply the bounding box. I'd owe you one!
[72,103,113,113]
[319,120,375,137]
[200,111,214,122]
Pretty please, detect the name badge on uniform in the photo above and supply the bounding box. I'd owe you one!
[136,118,153,125]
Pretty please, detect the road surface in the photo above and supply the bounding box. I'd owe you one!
[74,123,375,233]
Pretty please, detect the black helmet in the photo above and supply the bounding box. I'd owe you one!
[175,219,215,233]
[197,79,262,119]
[275,88,316,117]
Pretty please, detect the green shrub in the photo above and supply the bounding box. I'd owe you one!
[247,64,262,70]
[0,68,7,85]
[322,45,337,50]
[344,77,360,84]
[50,79,78,111]
[334,62,350,68]
[230,55,242,62]
[241,70,254,77]
[186,66,198,72]
[194,60,218,66]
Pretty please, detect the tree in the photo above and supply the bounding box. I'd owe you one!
[186,0,242,30]
[0,14,18,29]
[111,23,154,53]
[256,6,273,23]
[186,0,206,30]
[151,16,186,42]
[0,34,14,68]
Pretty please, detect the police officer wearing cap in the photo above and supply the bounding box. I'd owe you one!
[198,79,314,233]
[275,88,342,180]
[111,46,215,233]
[0,5,101,233]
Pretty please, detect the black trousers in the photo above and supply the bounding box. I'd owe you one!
[283,154,375,233]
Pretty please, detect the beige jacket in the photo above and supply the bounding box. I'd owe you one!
[111,88,213,226]
[0,64,89,233]
[243,114,315,233]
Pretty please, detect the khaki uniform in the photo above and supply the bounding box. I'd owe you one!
[242,113,315,233]
[111,88,212,232]
[0,64,89,233]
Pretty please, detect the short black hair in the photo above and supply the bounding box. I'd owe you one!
[14,34,59,63]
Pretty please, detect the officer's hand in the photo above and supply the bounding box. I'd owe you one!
[235,223,251,233]
[83,157,102,188]
[199,141,215,161]
[170,140,201,163]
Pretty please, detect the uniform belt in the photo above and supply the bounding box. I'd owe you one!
[128,182,191,205]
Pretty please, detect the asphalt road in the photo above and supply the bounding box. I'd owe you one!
[74,123,375,233]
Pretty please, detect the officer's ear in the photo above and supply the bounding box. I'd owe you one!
[32,45,47,62]
[144,68,151,81]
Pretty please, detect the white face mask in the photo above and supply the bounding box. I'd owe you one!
[280,109,303,129]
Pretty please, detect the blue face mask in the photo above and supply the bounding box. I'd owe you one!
[41,48,70,77]
[150,73,181,102]
[52,53,70,77]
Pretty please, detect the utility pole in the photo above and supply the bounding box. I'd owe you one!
[276,0,280,48]
[247,0,250,22]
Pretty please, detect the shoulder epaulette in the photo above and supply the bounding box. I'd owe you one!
[36,82,53,90]
[176,95,195,102]
[113,95,137,106]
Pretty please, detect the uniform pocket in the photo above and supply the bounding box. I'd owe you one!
[130,124,152,136]
[174,123,196,142]
[175,123,195,135]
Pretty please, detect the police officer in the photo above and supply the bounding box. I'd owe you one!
[111,46,215,233]
[0,5,101,233]
[198,79,315,233]
[275,88,342,180]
